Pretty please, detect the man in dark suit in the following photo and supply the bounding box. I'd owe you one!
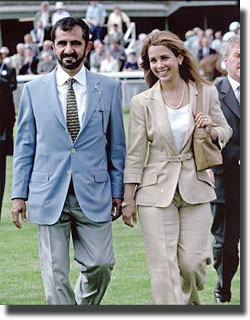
[211,35,240,303]
[0,76,15,219]
[197,37,216,61]
[0,52,17,91]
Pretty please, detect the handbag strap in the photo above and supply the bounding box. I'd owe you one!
[196,83,203,113]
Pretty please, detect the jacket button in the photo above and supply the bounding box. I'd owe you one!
[67,169,72,175]
[71,148,76,154]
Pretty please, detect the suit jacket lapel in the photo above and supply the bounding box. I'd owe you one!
[180,81,196,151]
[43,70,66,129]
[146,81,177,153]
[80,70,100,133]
[221,77,240,118]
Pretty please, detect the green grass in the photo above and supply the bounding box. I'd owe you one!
[0,111,240,305]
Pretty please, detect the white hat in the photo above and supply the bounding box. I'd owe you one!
[222,31,235,42]
[56,2,65,10]
[229,21,240,32]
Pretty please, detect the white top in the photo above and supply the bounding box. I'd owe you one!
[165,104,191,152]
[52,10,70,25]
[56,64,87,128]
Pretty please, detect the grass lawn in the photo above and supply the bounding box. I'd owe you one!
[0,111,240,305]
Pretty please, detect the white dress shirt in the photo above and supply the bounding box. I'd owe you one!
[227,75,240,101]
[165,104,191,152]
[56,64,87,128]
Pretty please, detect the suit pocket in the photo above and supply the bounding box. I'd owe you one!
[94,171,109,182]
[30,171,49,183]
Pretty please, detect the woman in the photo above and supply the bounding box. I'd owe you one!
[121,31,232,305]
[107,6,130,35]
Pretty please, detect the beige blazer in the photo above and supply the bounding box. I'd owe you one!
[124,80,232,207]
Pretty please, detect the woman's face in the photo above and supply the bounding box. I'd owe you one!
[148,45,183,83]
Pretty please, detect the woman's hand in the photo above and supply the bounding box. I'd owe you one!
[122,203,137,228]
[193,111,212,129]
[193,111,218,140]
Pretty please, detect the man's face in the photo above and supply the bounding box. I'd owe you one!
[224,43,240,83]
[53,25,92,73]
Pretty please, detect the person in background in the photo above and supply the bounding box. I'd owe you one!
[104,24,124,46]
[11,17,126,305]
[0,50,17,91]
[211,35,240,304]
[19,46,39,75]
[197,37,216,61]
[30,19,46,51]
[37,51,56,74]
[0,46,10,60]
[211,31,223,53]
[89,39,105,72]
[110,40,126,71]
[100,47,119,73]
[0,72,15,220]
[10,43,26,75]
[52,1,70,26]
[123,51,139,71]
[34,1,51,30]
[38,39,55,61]
[122,30,232,305]
[85,1,107,41]
[24,33,40,57]
[107,5,130,36]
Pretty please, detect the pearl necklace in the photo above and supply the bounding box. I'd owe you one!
[162,81,185,110]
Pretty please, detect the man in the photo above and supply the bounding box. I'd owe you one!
[52,1,70,26]
[86,1,107,41]
[11,17,126,305]
[0,76,15,220]
[0,50,17,91]
[211,35,240,303]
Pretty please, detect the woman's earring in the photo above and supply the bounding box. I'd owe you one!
[179,62,182,65]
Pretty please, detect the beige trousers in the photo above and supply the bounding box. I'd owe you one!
[138,191,212,305]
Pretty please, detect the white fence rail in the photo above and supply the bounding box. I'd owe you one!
[14,71,147,109]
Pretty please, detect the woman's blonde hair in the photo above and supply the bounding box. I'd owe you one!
[140,30,208,88]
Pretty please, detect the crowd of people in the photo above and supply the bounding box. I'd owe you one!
[0,1,240,83]
[0,1,240,307]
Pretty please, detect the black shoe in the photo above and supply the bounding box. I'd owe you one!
[214,290,231,303]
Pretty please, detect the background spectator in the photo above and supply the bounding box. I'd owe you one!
[0,51,17,91]
[10,43,25,75]
[110,40,126,71]
[104,23,124,46]
[100,47,119,72]
[86,1,107,41]
[197,37,216,61]
[30,20,46,51]
[34,1,51,30]
[52,2,70,26]
[38,39,55,61]
[24,33,39,57]
[0,46,10,60]
[37,51,56,74]
[107,5,130,36]
[123,51,139,71]
[211,31,223,53]
[19,47,39,75]
[90,39,105,72]
[0,73,15,221]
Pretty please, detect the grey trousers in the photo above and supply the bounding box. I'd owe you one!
[138,190,212,305]
[38,193,115,305]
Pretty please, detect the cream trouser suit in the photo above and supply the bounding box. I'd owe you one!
[124,81,232,304]
[138,190,211,305]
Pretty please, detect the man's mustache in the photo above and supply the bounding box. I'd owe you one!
[61,53,78,59]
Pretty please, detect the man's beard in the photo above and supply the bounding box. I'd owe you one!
[57,51,85,70]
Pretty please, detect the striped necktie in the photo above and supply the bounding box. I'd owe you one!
[66,78,80,142]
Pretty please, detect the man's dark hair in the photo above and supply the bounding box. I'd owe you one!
[51,17,90,43]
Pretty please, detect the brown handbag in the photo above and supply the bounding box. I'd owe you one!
[192,84,223,171]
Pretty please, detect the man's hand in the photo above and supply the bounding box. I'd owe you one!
[11,199,27,229]
[111,198,122,221]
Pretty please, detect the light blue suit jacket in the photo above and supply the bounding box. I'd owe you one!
[12,68,126,224]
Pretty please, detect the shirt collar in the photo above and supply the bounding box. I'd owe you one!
[56,63,87,87]
[227,75,240,92]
